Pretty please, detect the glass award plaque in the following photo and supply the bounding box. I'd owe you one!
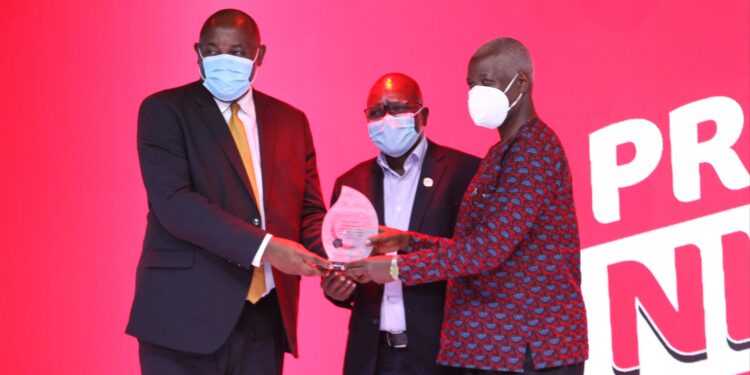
[322,186,379,270]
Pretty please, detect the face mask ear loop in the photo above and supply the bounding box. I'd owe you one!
[508,92,524,110]
[413,106,425,137]
[390,105,424,120]
[504,73,522,110]
[198,49,207,81]
[503,73,520,93]
[248,47,261,86]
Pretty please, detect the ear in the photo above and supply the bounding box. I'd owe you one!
[194,43,202,63]
[195,43,205,79]
[418,107,429,129]
[255,44,267,67]
[517,72,531,93]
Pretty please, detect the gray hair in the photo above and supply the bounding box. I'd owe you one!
[472,38,534,80]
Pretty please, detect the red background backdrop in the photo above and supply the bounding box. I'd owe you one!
[0,0,747,374]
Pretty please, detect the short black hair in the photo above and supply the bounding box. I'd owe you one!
[199,9,260,43]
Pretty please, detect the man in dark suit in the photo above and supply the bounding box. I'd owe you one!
[322,73,480,375]
[126,9,330,375]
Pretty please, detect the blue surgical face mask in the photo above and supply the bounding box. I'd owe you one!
[199,50,258,101]
[367,108,423,157]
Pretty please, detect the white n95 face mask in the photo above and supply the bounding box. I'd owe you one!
[467,73,523,129]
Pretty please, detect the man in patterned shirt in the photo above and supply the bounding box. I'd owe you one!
[345,38,588,375]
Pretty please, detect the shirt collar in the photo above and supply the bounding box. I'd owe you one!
[213,88,256,117]
[376,135,428,176]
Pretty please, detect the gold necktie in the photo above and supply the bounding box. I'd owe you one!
[229,103,266,303]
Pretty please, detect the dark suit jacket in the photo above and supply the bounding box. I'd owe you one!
[330,141,480,375]
[126,81,326,357]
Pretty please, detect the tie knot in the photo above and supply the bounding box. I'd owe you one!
[230,102,241,116]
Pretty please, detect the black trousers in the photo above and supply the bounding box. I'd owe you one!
[374,333,419,375]
[447,346,584,375]
[138,292,285,375]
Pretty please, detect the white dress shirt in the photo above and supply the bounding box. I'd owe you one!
[376,136,428,333]
[214,89,275,297]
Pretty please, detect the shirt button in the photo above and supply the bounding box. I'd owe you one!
[372,318,379,325]
[252,218,261,226]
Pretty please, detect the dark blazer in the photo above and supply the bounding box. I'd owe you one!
[126,81,326,357]
[330,141,480,375]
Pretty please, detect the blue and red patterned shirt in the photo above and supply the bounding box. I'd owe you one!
[399,118,588,372]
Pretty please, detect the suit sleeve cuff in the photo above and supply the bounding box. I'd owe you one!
[252,234,273,267]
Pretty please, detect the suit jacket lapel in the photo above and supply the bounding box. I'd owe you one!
[368,160,386,225]
[254,91,278,212]
[192,84,259,210]
[408,141,445,233]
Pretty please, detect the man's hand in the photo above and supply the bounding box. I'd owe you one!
[262,237,331,276]
[366,226,410,254]
[321,272,356,301]
[344,255,396,284]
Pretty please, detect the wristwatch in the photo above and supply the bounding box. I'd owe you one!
[389,256,399,281]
